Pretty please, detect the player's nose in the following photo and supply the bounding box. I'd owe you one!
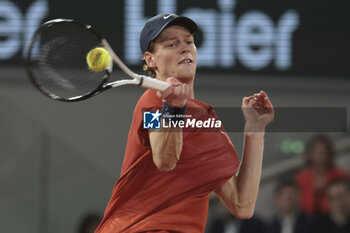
[180,41,190,54]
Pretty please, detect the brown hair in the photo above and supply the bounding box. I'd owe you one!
[305,134,335,169]
[142,42,156,78]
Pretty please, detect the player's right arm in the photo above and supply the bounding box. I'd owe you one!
[149,77,189,171]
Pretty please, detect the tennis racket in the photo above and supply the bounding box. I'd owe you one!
[26,18,170,102]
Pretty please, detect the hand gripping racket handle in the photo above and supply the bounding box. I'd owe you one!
[138,75,170,91]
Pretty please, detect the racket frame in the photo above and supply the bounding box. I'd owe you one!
[26,18,170,102]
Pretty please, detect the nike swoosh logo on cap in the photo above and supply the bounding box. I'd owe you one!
[163,14,173,19]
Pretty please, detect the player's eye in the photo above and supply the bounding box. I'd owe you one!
[165,40,178,47]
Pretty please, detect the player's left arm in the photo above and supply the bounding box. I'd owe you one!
[215,91,274,219]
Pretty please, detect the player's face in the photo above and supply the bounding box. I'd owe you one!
[149,25,197,81]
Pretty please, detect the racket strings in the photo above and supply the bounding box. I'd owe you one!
[28,22,107,99]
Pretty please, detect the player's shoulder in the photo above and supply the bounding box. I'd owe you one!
[135,89,213,110]
[135,89,162,110]
[188,97,212,109]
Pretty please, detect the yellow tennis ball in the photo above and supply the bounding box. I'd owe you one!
[86,47,111,72]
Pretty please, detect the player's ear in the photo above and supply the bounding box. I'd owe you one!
[144,51,156,68]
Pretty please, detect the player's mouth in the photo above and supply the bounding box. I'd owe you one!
[178,59,193,65]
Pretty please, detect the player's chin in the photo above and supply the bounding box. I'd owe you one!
[177,68,196,79]
[176,71,196,81]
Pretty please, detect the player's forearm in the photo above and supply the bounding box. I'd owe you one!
[235,123,265,215]
[149,129,182,171]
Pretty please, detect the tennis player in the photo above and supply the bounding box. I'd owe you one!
[95,13,274,233]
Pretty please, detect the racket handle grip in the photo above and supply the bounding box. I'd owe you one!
[140,75,171,91]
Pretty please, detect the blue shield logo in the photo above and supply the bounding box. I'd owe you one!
[143,110,161,129]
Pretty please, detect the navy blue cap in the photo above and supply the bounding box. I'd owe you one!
[140,13,198,54]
